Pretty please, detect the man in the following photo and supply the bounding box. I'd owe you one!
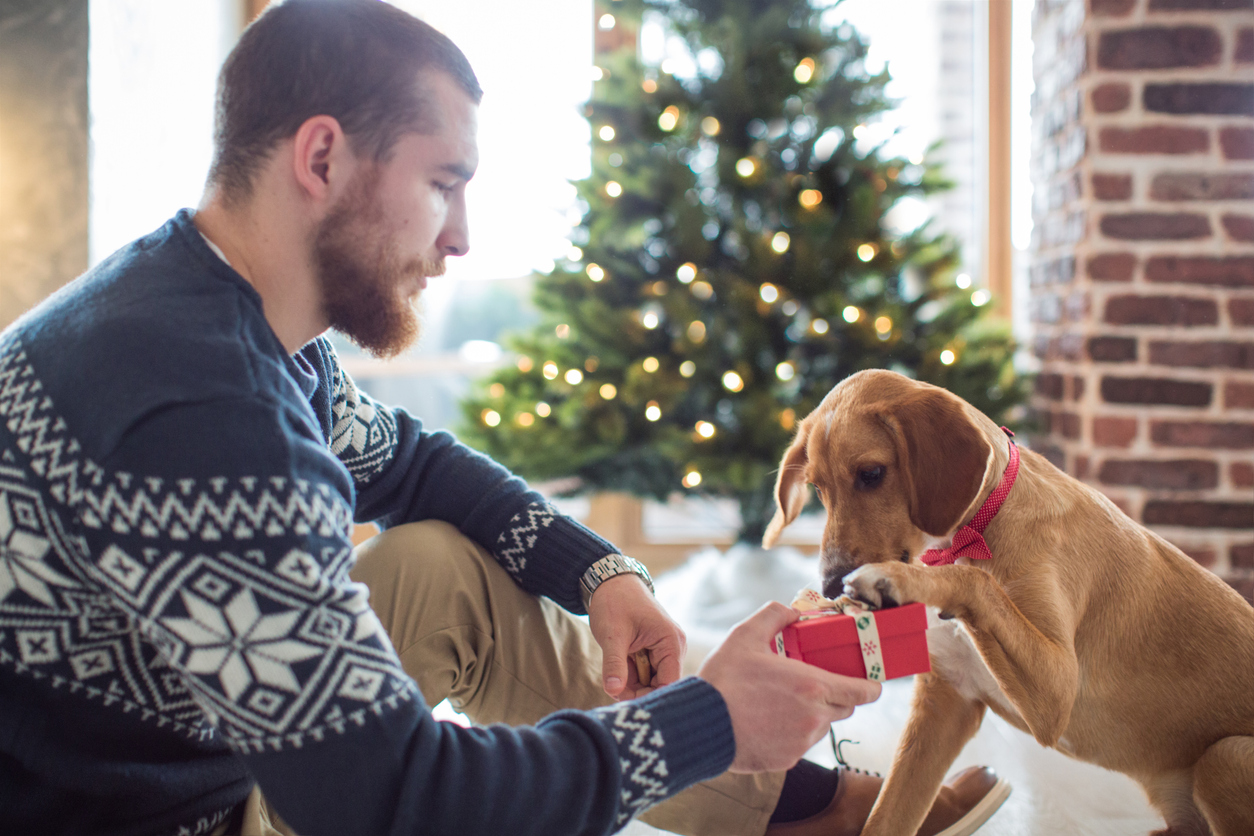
[0,2,1006,835]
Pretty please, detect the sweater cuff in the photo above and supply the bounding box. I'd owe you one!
[489,500,616,613]
[589,677,736,830]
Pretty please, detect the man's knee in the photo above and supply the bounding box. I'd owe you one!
[352,520,476,588]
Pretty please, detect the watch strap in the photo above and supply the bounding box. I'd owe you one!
[580,554,654,610]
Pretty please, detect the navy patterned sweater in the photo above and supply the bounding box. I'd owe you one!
[0,210,734,836]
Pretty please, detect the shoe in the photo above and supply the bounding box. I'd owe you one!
[764,764,1011,836]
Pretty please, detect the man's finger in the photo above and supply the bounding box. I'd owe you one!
[601,639,629,696]
[653,648,681,687]
[733,600,800,641]
[818,669,882,706]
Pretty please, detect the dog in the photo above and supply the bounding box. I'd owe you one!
[762,369,1254,836]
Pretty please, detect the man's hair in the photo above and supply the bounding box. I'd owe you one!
[208,0,482,203]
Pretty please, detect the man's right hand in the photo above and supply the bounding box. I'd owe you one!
[696,601,882,773]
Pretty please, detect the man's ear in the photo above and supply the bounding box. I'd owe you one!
[763,426,811,548]
[885,389,990,536]
[291,115,347,202]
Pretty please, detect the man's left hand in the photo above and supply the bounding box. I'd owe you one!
[587,573,686,700]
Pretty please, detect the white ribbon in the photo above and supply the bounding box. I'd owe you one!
[849,608,886,681]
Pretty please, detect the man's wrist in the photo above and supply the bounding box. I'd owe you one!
[580,554,654,610]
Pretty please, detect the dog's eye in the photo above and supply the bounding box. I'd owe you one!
[857,466,885,489]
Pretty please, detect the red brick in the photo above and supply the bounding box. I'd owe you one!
[1145,83,1254,116]
[1237,28,1254,63]
[1088,336,1138,362]
[1099,458,1219,489]
[1101,376,1212,406]
[1145,256,1254,287]
[1092,82,1132,113]
[1093,0,1137,13]
[1098,27,1222,70]
[1222,214,1254,242]
[1143,501,1254,528]
[1101,126,1209,155]
[1074,455,1091,481]
[1232,299,1254,326]
[1233,461,1254,488]
[1220,127,1254,160]
[1226,381,1254,408]
[1088,253,1137,281]
[1149,340,1254,369]
[1233,543,1254,569]
[1150,173,1254,201]
[1060,412,1082,439]
[1149,0,1253,9]
[1105,294,1218,326]
[1100,213,1211,240]
[1093,416,1139,447]
[1151,420,1254,448]
[1093,173,1133,200]
[1035,373,1065,400]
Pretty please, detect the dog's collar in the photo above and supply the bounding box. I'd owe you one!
[921,427,1019,567]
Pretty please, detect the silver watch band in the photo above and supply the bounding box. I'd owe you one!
[579,554,654,610]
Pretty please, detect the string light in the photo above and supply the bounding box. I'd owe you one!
[642,78,658,94]
[735,157,757,178]
[776,362,795,381]
[599,125,616,141]
[489,383,505,398]
[682,469,702,488]
[794,57,816,83]
[771,232,791,253]
[564,369,583,384]
[516,356,534,372]
[687,321,707,342]
[875,316,893,335]
[857,243,877,262]
[782,300,799,315]
[779,408,796,430]
[971,289,991,307]
[812,318,830,334]
[650,280,667,295]
[543,362,559,380]
[842,306,860,323]
[586,263,605,282]
[481,409,501,427]
[798,189,822,209]
[598,13,615,29]
[555,324,570,339]
[940,350,956,365]
[956,273,972,289]
[701,116,721,136]
[591,67,605,81]
[567,245,583,261]
[517,412,535,427]
[605,181,622,197]
[676,262,697,283]
[658,106,679,131]
[759,283,779,303]
[642,356,660,372]
[691,281,713,300]
[600,383,618,399]
[645,401,662,421]
[722,371,745,392]
[695,421,716,439]
[680,361,696,377]
[641,311,660,329]
[536,401,552,417]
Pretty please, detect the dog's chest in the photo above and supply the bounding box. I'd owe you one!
[925,610,1022,723]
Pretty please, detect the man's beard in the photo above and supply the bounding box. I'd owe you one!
[314,168,444,359]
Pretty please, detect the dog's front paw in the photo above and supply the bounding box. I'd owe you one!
[843,564,906,610]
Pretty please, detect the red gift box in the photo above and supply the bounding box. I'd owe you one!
[773,602,931,681]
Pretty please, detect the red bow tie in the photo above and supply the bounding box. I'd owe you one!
[921,428,1019,568]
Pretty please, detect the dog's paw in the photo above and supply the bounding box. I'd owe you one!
[842,564,905,610]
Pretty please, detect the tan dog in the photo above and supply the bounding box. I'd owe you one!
[763,369,1254,836]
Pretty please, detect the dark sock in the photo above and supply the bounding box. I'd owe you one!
[767,759,842,824]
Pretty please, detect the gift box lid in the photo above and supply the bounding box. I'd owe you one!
[786,602,928,654]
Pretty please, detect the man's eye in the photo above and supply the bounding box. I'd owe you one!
[857,466,885,489]
[434,181,455,195]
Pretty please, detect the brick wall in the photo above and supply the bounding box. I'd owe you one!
[1030,0,1253,600]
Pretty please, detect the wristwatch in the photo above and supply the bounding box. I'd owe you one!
[580,554,654,611]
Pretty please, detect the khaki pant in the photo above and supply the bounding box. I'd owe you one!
[227,520,784,835]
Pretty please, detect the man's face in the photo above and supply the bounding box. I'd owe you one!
[315,72,478,358]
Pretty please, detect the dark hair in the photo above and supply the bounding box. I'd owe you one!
[208,0,482,203]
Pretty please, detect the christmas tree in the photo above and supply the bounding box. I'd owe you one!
[459,0,1026,545]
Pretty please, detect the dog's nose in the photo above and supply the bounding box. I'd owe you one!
[820,545,859,598]
[821,575,847,599]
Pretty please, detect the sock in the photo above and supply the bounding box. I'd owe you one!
[767,759,843,824]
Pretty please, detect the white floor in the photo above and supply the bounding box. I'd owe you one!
[622,675,1165,835]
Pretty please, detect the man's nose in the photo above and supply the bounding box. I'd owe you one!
[438,198,470,258]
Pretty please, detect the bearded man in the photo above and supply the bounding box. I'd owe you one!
[0,2,1006,835]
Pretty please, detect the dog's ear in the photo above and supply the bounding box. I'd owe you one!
[887,390,991,537]
[763,427,810,548]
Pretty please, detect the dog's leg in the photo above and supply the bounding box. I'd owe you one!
[1193,735,1254,836]
[1137,770,1210,836]
[861,673,986,836]
[844,562,1079,747]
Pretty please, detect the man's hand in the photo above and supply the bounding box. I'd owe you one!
[587,573,686,700]
[697,602,882,773]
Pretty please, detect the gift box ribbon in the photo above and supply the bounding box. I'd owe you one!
[774,589,888,681]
